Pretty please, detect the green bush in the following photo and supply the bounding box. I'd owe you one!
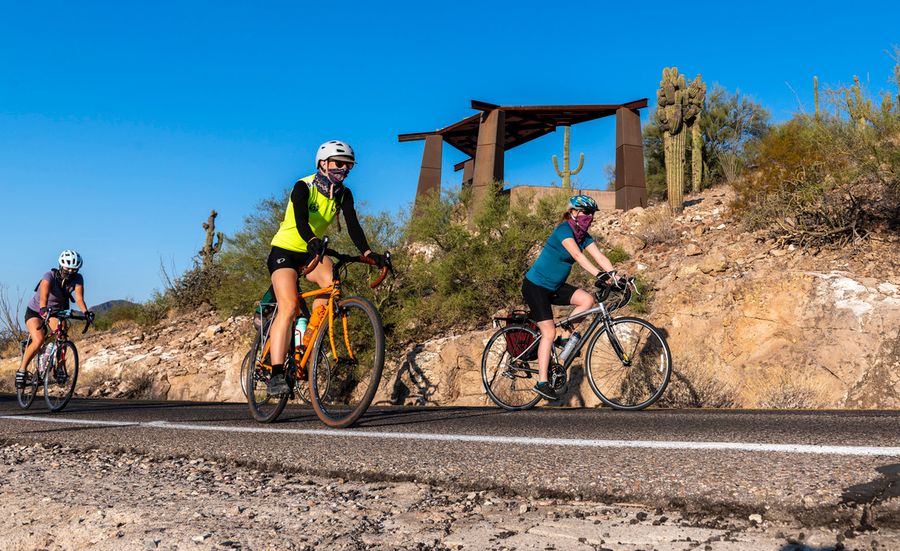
[391,186,568,343]
[92,295,170,330]
[733,67,900,247]
[604,245,630,264]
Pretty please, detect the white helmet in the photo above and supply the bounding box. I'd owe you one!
[315,140,356,168]
[58,249,83,270]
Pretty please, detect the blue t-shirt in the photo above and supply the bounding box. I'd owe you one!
[525,223,594,291]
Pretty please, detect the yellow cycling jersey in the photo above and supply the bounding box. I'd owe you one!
[271,175,342,253]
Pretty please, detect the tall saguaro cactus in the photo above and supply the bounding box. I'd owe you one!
[814,76,821,119]
[199,209,224,268]
[552,126,584,190]
[685,74,706,194]
[845,75,872,131]
[656,67,688,214]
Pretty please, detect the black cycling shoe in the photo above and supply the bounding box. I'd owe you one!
[15,371,30,390]
[533,381,558,401]
[267,373,289,395]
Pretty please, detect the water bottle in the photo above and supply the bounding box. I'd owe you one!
[38,343,55,375]
[559,331,582,362]
[294,316,308,347]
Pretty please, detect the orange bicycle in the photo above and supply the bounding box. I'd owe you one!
[246,241,391,428]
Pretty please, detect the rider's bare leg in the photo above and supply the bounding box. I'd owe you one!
[270,268,300,367]
[536,319,555,383]
[18,317,48,373]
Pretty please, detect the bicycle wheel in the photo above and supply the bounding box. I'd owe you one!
[308,296,384,428]
[585,317,671,410]
[246,337,289,423]
[16,340,39,409]
[481,326,541,411]
[44,341,79,412]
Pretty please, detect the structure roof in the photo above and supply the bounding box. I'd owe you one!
[398,99,648,159]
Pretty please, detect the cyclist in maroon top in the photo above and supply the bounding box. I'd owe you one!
[15,250,93,390]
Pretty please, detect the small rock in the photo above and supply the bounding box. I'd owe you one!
[684,243,703,256]
[192,532,212,543]
[519,504,530,514]
[749,513,763,525]
[714,223,726,230]
[143,539,160,550]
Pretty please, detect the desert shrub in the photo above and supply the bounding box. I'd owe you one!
[625,273,654,315]
[753,373,825,409]
[162,261,223,311]
[634,207,679,245]
[733,66,900,248]
[0,284,26,353]
[392,185,567,343]
[605,245,630,264]
[656,362,738,408]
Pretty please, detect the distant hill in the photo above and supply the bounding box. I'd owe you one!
[90,300,138,314]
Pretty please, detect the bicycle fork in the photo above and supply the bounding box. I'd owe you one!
[601,313,632,366]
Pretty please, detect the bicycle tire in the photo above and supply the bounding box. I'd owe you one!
[585,317,671,410]
[308,296,384,428]
[16,340,38,409]
[246,337,289,423]
[481,326,542,411]
[44,341,79,412]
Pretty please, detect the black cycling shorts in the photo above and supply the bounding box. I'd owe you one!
[522,277,578,323]
[267,246,313,275]
[24,307,42,324]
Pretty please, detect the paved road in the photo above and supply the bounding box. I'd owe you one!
[2,395,899,528]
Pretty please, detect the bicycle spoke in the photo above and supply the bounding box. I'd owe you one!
[586,318,671,410]
[245,338,289,423]
[481,326,541,411]
[309,297,384,428]
[44,341,79,412]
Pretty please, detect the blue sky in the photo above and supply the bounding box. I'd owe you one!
[2,1,898,306]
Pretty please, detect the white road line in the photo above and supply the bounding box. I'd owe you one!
[3,414,900,457]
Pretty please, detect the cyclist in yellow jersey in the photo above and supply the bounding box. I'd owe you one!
[265,140,388,394]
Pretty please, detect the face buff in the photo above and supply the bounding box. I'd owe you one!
[312,168,347,199]
[567,213,594,244]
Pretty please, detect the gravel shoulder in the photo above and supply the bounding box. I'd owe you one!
[2,442,898,551]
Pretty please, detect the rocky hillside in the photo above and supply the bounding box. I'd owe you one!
[1,185,897,408]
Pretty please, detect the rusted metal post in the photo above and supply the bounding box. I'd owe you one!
[614,107,647,210]
[412,134,443,217]
[471,109,505,224]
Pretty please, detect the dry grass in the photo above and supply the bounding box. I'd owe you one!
[657,361,738,409]
[635,208,679,246]
[752,373,826,409]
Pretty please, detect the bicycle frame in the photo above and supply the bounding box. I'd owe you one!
[257,248,388,377]
[511,282,635,374]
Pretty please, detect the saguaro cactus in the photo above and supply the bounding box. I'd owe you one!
[685,74,706,194]
[552,126,584,190]
[845,75,872,131]
[199,209,223,268]
[814,76,820,119]
[656,67,688,214]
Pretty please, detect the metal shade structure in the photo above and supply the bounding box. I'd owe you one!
[400,99,649,216]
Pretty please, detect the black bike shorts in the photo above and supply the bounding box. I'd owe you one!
[267,246,313,275]
[24,307,42,324]
[522,277,578,323]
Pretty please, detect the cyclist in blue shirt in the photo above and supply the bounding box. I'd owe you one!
[523,195,619,401]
